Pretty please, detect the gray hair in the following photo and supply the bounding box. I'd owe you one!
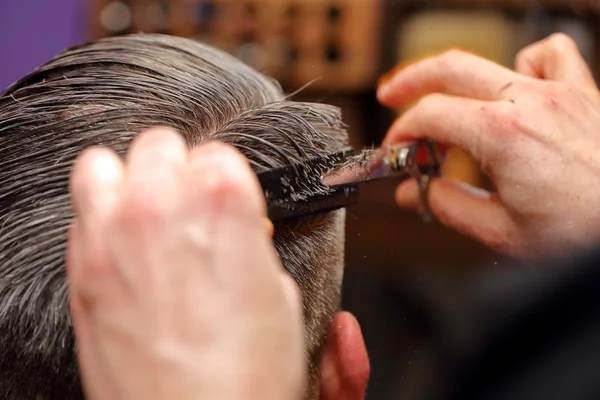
[0,33,348,399]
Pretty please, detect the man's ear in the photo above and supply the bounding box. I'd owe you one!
[320,311,370,400]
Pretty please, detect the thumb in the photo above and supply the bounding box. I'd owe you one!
[397,178,517,254]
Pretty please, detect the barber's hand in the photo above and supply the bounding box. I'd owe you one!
[378,33,600,260]
[67,128,305,400]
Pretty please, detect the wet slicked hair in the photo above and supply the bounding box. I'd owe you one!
[0,33,348,399]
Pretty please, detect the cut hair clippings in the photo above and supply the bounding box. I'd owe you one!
[257,140,445,223]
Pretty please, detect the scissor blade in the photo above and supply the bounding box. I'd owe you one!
[321,141,444,188]
[321,146,410,187]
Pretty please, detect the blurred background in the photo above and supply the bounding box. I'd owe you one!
[1,0,600,398]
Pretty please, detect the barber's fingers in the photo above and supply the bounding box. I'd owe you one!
[514,33,596,87]
[184,141,266,221]
[124,127,188,208]
[383,93,510,163]
[182,141,303,358]
[68,148,126,311]
[68,146,125,291]
[96,128,189,289]
[65,222,109,400]
[69,147,125,232]
[377,49,523,108]
[183,142,280,278]
[397,178,516,254]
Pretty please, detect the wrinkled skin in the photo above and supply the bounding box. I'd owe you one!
[378,33,600,261]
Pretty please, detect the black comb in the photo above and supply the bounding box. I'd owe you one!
[256,148,358,223]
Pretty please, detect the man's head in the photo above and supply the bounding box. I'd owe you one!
[0,34,367,399]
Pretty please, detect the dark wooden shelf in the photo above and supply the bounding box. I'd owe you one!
[90,0,384,92]
[395,0,599,11]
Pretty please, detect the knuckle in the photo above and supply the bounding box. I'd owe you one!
[540,81,563,102]
[438,48,466,65]
[473,103,519,172]
[484,102,519,136]
[475,102,500,125]
[514,47,529,64]
[547,32,577,52]
[542,82,590,120]
[537,81,575,110]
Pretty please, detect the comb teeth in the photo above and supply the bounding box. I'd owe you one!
[257,148,358,222]
[259,148,354,202]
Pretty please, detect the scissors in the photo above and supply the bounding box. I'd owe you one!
[256,140,445,223]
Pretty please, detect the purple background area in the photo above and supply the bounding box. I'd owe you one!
[0,0,86,90]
